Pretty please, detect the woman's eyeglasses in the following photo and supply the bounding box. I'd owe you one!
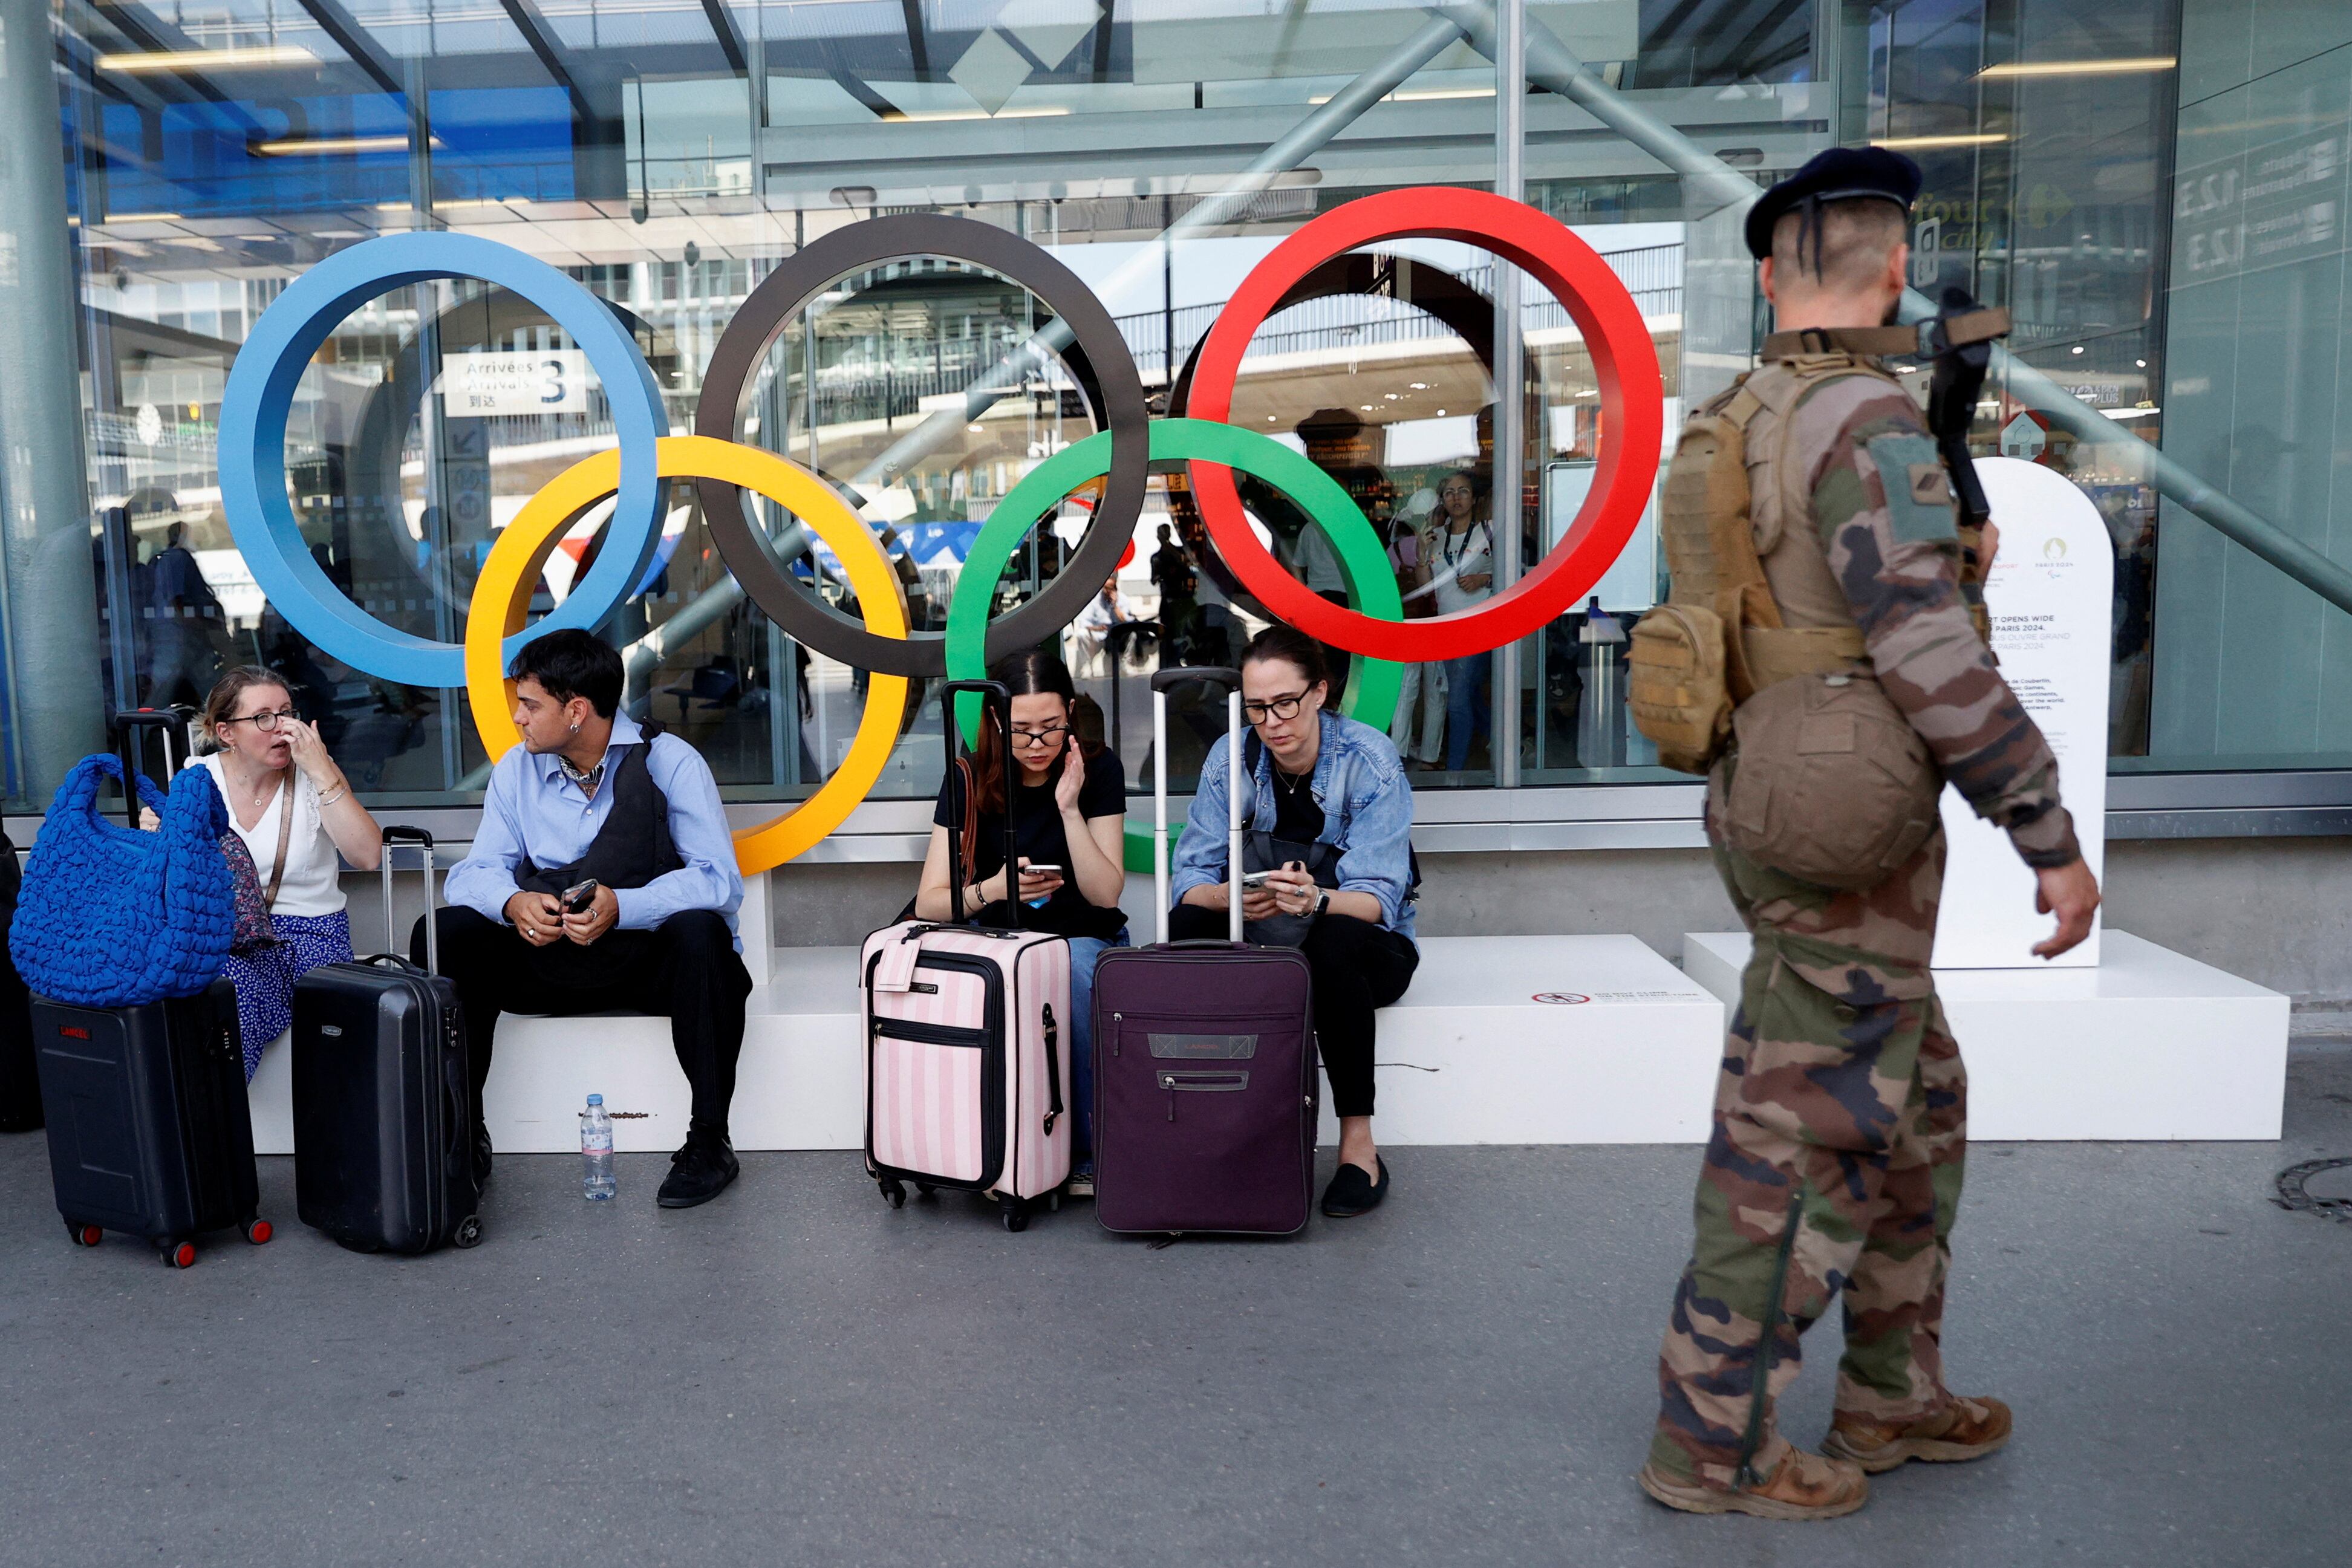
[1008,723,1070,748]
[1241,692,1309,724]
[224,709,301,731]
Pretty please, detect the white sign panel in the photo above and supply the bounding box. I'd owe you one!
[1930,457,2111,969]
[446,350,588,416]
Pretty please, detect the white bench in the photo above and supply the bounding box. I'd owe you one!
[1680,929,2289,1140]
[247,877,778,1154]
[247,921,2295,1151]
[249,929,1730,1153]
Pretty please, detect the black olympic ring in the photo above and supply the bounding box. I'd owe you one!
[695,213,1148,680]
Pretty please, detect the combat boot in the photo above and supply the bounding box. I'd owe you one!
[1637,1448,1869,1521]
[1822,1394,2013,1473]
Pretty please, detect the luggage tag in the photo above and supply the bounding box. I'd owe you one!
[871,933,924,994]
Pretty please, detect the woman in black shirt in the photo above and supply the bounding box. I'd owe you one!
[916,649,1127,1185]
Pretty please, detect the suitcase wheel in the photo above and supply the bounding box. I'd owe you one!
[1047,1192,1061,1214]
[66,1220,102,1248]
[914,1182,935,1199]
[878,1178,906,1209]
[451,1215,483,1250]
[241,1218,273,1246]
[998,1196,1029,1234]
[157,1240,197,1269]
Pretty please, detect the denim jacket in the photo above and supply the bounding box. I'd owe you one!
[1170,709,1418,939]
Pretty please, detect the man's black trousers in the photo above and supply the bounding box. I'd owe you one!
[414,906,754,1140]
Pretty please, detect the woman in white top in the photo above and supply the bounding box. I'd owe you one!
[1416,470,1494,770]
[166,668,385,1078]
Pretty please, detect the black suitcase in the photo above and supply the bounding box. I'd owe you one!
[292,826,482,1254]
[14,709,198,1136]
[0,828,39,1133]
[33,978,269,1266]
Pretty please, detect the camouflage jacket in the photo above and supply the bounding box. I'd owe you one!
[1750,359,2081,870]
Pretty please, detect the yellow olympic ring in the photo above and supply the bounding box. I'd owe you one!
[466,434,910,875]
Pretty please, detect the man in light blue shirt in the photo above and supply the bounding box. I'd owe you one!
[423,630,751,1209]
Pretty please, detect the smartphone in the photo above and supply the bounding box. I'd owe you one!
[560,878,601,915]
[1022,864,1062,878]
[1240,870,1278,889]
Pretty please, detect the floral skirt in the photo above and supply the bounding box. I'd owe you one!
[222,909,354,1081]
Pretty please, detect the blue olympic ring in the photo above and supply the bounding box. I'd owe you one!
[218,232,670,688]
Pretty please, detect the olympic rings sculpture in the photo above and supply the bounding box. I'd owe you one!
[218,188,1664,876]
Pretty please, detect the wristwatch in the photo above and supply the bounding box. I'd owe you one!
[1311,890,1330,921]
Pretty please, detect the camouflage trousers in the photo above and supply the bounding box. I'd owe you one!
[1649,816,1967,1489]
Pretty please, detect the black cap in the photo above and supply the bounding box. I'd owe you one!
[1744,146,1923,262]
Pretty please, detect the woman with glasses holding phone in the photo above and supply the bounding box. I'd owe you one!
[1168,625,1420,1218]
[156,666,385,1078]
[913,648,1127,1189]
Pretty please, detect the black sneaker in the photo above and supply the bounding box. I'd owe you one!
[656,1131,740,1209]
[1320,1157,1389,1218]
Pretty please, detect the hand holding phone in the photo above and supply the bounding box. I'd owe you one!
[1014,859,1064,906]
[561,879,601,915]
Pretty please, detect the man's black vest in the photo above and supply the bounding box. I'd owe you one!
[516,730,685,895]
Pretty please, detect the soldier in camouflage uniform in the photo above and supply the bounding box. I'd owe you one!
[1637,149,2103,1521]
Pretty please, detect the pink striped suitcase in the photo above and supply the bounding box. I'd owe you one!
[861,680,1072,1232]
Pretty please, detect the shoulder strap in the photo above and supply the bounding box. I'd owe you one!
[954,756,980,883]
[1759,307,2008,363]
[262,773,294,909]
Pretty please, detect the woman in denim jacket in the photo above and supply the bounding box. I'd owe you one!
[1170,626,1420,1217]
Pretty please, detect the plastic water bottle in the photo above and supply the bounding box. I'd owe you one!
[581,1094,616,1201]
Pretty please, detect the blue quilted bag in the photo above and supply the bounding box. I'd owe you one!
[9,755,236,1006]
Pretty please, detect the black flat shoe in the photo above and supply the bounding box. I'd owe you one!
[657,1133,740,1209]
[1321,1157,1389,1218]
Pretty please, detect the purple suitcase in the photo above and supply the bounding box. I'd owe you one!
[1092,669,1317,1237]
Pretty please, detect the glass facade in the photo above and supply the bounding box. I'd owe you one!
[2,0,2346,829]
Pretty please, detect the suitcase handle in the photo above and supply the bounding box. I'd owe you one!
[940,680,1018,929]
[1041,1003,1063,1135]
[1150,666,1240,693]
[1152,668,1246,946]
[379,827,439,975]
[112,707,194,827]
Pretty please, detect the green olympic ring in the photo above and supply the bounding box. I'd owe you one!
[945,417,1405,872]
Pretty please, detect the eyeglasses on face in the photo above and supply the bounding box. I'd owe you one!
[224,708,300,731]
[1008,723,1070,747]
[1242,691,1310,724]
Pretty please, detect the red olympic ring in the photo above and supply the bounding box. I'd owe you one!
[1186,187,1666,662]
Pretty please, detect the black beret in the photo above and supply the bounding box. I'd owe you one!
[1744,146,1923,259]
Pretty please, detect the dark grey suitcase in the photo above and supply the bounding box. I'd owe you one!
[34,978,267,1266]
[0,827,38,1133]
[292,827,481,1254]
[1092,669,1318,1238]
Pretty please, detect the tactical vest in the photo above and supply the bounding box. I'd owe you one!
[1627,350,1990,777]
